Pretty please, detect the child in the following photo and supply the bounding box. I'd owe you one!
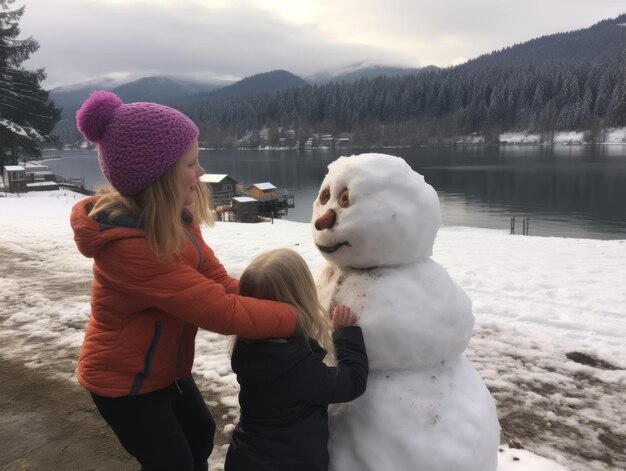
[225,248,368,471]
[70,91,297,471]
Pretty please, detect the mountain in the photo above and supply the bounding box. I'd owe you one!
[50,71,307,144]
[182,70,308,104]
[49,76,228,144]
[112,76,225,104]
[49,14,626,147]
[463,13,626,69]
[175,14,626,148]
[50,76,227,119]
[49,77,123,119]
[309,64,439,84]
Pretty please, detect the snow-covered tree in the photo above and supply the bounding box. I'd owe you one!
[607,52,626,126]
[0,0,59,169]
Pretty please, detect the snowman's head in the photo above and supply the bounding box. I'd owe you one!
[311,153,441,268]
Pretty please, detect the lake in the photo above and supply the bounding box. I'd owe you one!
[41,145,626,240]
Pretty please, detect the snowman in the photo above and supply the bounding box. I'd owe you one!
[312,153,500,471]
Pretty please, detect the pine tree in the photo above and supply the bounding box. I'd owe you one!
[607,52,626,126]
[580,86,594,126]
[606,80,626,126]
[0,0,59,169]
[593,69,613,117]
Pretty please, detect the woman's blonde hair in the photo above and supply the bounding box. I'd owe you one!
[89,158,214,260]
[239,248,334,356]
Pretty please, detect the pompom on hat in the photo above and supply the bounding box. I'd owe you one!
[76,91,199,195]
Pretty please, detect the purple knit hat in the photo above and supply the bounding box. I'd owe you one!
[76,91,199,195]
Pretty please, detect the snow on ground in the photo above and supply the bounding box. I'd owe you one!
[499,132,541,144]
[499,127,626,145]
[606,127,626,144]
[0,190,625,471]
[552,131,586,145]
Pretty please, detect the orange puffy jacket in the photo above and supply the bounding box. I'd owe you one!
[71,197,296,397]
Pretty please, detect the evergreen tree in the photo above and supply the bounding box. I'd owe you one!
[607,52,626,126]
[173,22,625,147]
[580,86,594,126]
[593,69,613,117]
[606,80,626,126]
[0,0,59,169]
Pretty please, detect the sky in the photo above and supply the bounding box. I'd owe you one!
[16,0,626,89]
[0,187,624,470]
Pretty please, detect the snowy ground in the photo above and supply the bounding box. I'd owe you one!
[0,190,624,471]
[499,127,626,145]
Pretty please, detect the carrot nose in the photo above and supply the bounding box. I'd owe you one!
[315,209,337,230]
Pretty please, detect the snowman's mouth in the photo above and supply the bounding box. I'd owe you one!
[317,241,351,253]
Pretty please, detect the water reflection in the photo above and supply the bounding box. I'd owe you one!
[41,145,626,240]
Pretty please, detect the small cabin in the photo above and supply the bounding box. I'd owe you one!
[247,182,277,201]
[24,162,55,182]
[22,162,59,190]
[200,174,238,193]
[3,165,27,193]
[200,174,239,205]
[247,182,294,218]
[232,196,258,223]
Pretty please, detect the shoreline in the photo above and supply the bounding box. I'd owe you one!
[44,141,626,153]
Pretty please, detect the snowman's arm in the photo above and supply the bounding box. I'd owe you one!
[291,326,368,405]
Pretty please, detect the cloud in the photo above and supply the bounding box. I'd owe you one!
[21,0,401,87]
[18,0,626,88]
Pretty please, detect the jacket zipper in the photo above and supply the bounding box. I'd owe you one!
[129,320,162,395]
[173,230,203,395]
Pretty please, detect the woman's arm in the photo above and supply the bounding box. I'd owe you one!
[94,237,296,339]
[190,225,240,294]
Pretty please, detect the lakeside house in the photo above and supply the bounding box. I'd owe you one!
[231,196,259,223]
[200,175,294,222]
[2,163,61,193]
[3,166,27,193]
[247,182,277,200]
[199,174,239,206]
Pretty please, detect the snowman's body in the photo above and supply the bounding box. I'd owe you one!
[312,154,499,471]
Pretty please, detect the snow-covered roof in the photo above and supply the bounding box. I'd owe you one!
[23,162,50,171]
[249,182,276,191]
[233,196,257,203]
[27,182,59,187]
[200,174,235,184]
[4,165,25,171]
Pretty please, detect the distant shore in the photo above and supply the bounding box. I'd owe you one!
[40,126,626,154]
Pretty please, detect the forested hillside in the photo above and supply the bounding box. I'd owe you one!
[51,15,626,148]
[181,70,308,104]
[178,15,626,147]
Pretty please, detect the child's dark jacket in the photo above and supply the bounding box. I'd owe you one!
[226,326,368,471]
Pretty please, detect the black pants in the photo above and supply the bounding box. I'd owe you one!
[91,377,215,471]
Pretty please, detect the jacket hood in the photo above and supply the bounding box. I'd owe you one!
[71,196,144,259]
[232,337,326,383]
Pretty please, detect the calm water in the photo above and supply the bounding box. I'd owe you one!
[42,145,626,239]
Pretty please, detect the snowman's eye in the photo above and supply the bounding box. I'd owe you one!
[319,187,331,205]
[338,188,350,208]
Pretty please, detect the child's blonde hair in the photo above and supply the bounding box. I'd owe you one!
[89,159,214,260]
[239,248,334,356]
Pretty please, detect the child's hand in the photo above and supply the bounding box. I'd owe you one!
[330,305,358,328]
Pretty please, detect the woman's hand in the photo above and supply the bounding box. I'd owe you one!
[330,304,358,328]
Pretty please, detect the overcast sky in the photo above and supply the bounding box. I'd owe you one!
[18,0,626,89]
